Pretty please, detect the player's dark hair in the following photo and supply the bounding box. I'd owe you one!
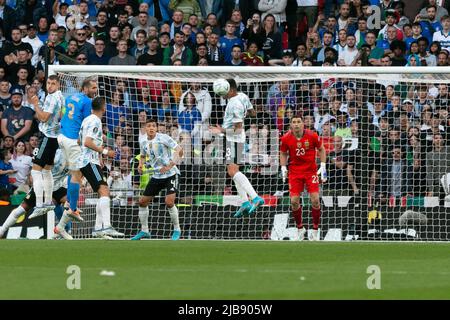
[226,78,237,91]
[290,114,303,122]
[92,96,105,111]
[146,118,158,125]
[47,74,60,82]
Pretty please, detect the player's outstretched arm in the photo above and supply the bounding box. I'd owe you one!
[317,144,327,182]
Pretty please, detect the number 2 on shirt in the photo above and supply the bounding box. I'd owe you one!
[66,103,75,120]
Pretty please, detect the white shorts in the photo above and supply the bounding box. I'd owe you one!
[57,134,82,171]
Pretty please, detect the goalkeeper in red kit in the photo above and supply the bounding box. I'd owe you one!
[280,115,327,241]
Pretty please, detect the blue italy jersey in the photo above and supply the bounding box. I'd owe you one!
[60,93,92,139]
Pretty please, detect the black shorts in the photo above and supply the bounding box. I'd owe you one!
[80,163,107,193]
[224,140,245,165]
[23,187,67,208]
[32,136,59,167]
[143,174,179,197]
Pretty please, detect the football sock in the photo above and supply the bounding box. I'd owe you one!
[139,206,149,233]
[42,169,54,205]
[57,212,72,231]
[232,175,248,202]
[99,196,111,228]
[54,205,71,232]
[168,205,180,231]
[95,200,103,230]
[31,170,44,207]
[293,207,303,229]
[0,206,26,236]
[68,181,80,211]
[233,172,258,200]
[312,207,321,230]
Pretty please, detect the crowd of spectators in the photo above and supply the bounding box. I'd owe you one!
[0,0,450,205]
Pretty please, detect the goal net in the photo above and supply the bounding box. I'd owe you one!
[49,66,450,241]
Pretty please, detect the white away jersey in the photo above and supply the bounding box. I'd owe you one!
[52,149,69,191]
[39,90,64,138]
[79,114,103,167]
[433,31,450,49]
[222,92,253,143]
[140,133,180,179]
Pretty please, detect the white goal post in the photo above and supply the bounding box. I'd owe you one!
[48,65,450,241]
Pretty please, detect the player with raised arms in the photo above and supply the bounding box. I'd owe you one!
[29,75,65,216]
[55,96,123,239]
[132,118,184,240]
[57,78,97,225]
[0,149,72,239]
[210,78,264,217]
[280,114,327,241]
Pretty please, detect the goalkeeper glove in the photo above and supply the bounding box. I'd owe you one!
[281,166,288,183]
[317,162,327,182]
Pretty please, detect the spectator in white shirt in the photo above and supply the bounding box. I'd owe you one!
[338,35,359,66]
[21,25,43,67]
[52,2,69,28]
[10,140,32,194]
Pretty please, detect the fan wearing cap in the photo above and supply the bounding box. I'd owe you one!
[1,89,34,142]
[401,99,416,120]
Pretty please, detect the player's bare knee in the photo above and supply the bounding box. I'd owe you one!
[311,200,320,209]
[291,201,300,210]
[71,171,82,183]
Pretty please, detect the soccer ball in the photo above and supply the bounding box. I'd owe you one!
[213,79,230,97]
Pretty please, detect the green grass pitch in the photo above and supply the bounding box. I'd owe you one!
[0,240,449,299]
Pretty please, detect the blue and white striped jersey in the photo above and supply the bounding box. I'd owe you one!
[39,90,64,138]
[140,133,180,179]
[79,114,103,167]
[222,92,253,143]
